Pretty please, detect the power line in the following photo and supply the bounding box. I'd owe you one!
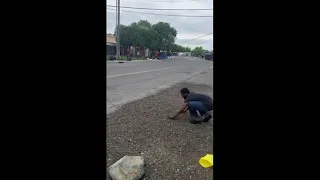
[181,26,211,35]
[150,0,198,2]
[106,5,213,11]
[184,33,213,42]
[107,8,213,17]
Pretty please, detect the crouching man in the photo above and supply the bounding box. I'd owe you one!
[169,88,213,124]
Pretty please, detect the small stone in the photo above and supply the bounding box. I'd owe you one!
[108,155,145,180]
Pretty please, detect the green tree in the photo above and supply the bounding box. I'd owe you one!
[171,44,180,52]
[185,47,191,52]
[114,25,134,47]
[152,22,177,51]
[191,46,206,56]
[115,20,178,52]
[170,44,191,52]
[137,20,152,30]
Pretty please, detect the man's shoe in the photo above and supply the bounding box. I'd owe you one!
[189,116,203,124]
[203,113,212,122]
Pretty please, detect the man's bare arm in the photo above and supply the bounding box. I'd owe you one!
[182,106,189,113]
[170,103,188,119]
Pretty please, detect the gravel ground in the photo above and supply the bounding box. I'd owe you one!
[107,81,213,180]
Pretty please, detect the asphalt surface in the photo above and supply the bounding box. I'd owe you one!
[107,69,213,180]
[106,56,213,114]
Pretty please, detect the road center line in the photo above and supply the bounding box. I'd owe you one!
[106,67,176,78]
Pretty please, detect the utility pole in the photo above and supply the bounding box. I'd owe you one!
[115,0,118,34]
[116,0,121,61]
[115,0,118,60]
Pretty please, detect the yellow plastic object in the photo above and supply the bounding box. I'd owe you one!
[199,154,214,168]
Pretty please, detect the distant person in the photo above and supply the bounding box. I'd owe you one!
[156,51,159,59]
[127,53,132,61]
[169,88,213,124]
[159,52,164,60]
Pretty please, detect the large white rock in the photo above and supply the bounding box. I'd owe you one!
[108,156,145,180]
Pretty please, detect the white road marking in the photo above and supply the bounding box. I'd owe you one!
[106,67,176,78]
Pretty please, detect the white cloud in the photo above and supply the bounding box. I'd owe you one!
[106,0,214,50]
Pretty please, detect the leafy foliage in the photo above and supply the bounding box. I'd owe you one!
[191,46,206,56]
[171,44,191,52]
[113,20,212,55]
[114,20,187,51]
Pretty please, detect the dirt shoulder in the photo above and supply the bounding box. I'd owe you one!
[107,79,213,180]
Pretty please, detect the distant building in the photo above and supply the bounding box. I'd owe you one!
[177,52,184,56]
[184,52,191,56]
[176,52,191,56]
[106,34,151,58]
[106,34,116,56]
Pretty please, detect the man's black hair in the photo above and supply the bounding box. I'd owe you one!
[180,88,190,94]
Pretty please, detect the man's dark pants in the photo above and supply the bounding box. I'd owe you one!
[187,101,212,124]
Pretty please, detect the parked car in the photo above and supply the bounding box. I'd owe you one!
[204,53,213,60]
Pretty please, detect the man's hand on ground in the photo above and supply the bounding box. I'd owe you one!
[170,103,188,119]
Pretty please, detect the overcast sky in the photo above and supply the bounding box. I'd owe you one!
[106,0,213,50]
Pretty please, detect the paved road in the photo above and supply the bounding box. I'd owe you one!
[106,56,213,114]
